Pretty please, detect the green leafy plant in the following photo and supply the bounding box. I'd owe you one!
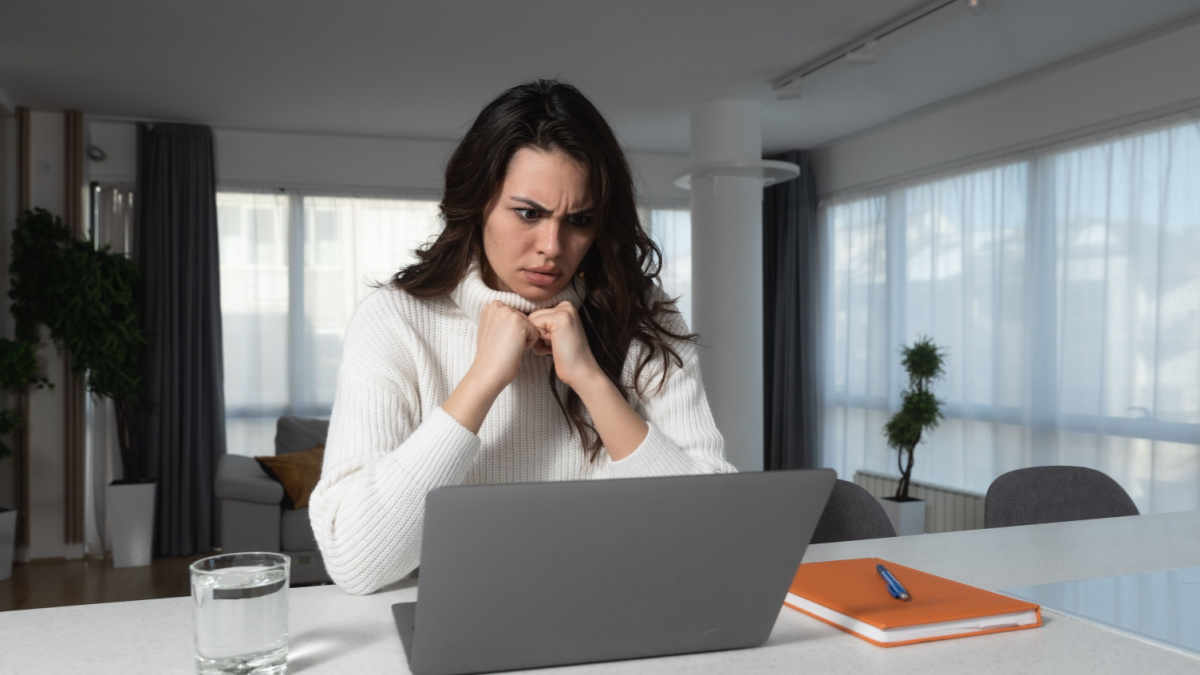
[0,337,52,460]
[8,208,148,480]
[883,336,947,501]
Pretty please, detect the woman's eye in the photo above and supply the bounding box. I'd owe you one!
[516,208,539,221]
[567,215,593,228]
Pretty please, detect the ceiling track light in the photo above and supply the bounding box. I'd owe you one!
[774,76,803,100]
[844,40,878,65]
[966,0,987,16]
[771,0,963,93]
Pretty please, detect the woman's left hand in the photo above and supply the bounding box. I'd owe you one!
[528,301,602,390]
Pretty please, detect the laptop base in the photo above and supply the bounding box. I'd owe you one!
[392,602,417,664]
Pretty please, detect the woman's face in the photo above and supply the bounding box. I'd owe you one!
[481,146,596,302]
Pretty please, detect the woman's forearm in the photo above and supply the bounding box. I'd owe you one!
[442,366,505,434]
[573,371,649,461]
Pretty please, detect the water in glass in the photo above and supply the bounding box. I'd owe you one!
[192,554,289,674]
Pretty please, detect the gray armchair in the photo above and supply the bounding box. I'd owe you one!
[215,416,330,584]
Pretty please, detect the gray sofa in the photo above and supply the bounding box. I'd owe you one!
[215,416,331,584]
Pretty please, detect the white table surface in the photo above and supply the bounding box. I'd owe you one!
[3,511,1200,674]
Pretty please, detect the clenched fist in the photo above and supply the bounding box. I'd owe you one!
[528,301,602,391]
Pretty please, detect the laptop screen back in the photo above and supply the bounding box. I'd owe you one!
[406,469,835,675]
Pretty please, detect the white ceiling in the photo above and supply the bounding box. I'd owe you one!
[2,0,1199,155]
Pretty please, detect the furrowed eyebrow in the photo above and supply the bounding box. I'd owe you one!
[509,196,594,217]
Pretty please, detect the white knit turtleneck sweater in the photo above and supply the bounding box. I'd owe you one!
[309,263,735,595]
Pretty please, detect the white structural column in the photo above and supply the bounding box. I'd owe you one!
[677,100,798,472]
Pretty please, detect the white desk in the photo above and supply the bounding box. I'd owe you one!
[3,511,1199,674]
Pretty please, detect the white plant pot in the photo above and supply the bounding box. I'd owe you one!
[108,481,157,568]
[879,497,926,536]
[0,508,16,580]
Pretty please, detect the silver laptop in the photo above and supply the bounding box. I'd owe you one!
[392,469,836,675]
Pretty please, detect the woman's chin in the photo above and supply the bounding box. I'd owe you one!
[516,284,560,302]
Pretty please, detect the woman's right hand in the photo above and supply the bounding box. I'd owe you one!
[444,300,540,434]
[470,300,541,395]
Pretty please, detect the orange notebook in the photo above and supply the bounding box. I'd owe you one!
[784,558,1041,647]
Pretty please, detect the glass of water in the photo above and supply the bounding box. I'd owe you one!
[191,552,290,675]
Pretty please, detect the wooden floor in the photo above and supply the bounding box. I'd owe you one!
[0,552,215,612]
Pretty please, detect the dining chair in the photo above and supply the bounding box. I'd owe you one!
[984,465,1139,528]
[810,479,898,544]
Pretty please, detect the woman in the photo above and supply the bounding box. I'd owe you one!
[310,80,734,595]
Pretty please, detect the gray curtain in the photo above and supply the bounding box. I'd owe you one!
[763,150,822,470]
[134,123,226,556]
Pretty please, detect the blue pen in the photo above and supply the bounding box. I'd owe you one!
[877,564,910,601]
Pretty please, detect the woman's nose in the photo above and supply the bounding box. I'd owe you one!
[537,221,563,257]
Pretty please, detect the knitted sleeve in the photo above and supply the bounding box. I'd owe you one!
[605,297,737,478]
[308,291,480,595]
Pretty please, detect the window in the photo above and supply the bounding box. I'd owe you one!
[821,113,1200,514]
[217,191,441,455]
[218,194,693,456]
[645,208,693,327]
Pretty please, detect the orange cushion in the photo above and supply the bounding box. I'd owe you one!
[255,445,325,509]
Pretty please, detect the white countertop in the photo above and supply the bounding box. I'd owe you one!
[3,511,1199,674]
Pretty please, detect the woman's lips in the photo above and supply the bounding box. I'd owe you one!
[522,268,561,286]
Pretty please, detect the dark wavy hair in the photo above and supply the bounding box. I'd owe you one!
[391,79,695,461]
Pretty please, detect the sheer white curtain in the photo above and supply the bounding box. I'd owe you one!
[220,196,690,456]
[218,192,293,456]
[646,208,693,328]
[821,112,1200,514]
[217,191,441,456]
[297,196,441,412]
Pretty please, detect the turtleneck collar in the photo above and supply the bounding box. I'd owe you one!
[449,258,585,323]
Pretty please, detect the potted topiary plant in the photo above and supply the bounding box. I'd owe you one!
[9,208,151,567]
[0,337,51,580]
[880,336,946,536]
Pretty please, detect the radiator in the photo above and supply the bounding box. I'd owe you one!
[853,470,986,533]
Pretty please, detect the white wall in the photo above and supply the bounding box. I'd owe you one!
[812,18,1200,197]
[26,111,69,561]
[88,122,692,207]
